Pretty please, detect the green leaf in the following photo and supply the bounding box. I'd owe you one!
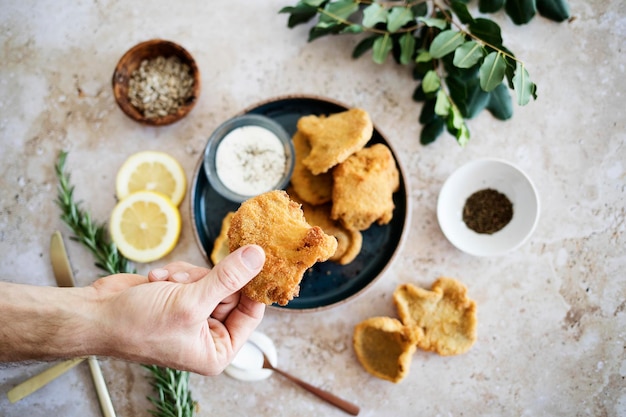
[505,0,537,25]
[413,83,427,102]
[456,122,470,146]
[464,80,490,118]
[478,0,505,13]
[411,2,428,17]
[399,33,416,65]
[512,62,537,105]
[487,83,513,120]
[450,1,475,24]
[453,41,484,68]
[446,75,467,103]
[420,117,445,145]
[415,50,432,63]
[352,35,377,58]
[448,106,464,129]
[435,90,450,116]
[308,22,344,41]
[469,18,503,46]
[536,0,570,22]
[422,70,441,93]
[372,34,393,64]
[341,24,364,34]
[412,61,432,80]
[479,52,507,91]
[321,0,359,24]
[388,7,414,32]
[429,30,465,59]
[279,4,318,28]
[417,17,447,30]
[303,0,326,6]
[419,99,436,123]
[362,3,387,28]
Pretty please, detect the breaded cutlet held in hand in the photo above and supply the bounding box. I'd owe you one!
[228,190,337,306]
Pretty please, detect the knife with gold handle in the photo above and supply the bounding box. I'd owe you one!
[49,231,117,417]
[7,357,86,403]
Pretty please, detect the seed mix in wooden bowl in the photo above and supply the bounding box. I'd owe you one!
[128,56,194,119]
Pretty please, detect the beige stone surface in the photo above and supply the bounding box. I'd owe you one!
[1,1,624,416]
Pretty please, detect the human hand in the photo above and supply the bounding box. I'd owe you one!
[90,245,265,375]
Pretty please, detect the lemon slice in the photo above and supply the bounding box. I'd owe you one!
[110,191,181,263]
[116,151,187,206]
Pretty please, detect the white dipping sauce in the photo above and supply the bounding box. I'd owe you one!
[215,125,287,196]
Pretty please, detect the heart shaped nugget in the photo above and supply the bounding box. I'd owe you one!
[353,317,418,383]
[393,278,477,356]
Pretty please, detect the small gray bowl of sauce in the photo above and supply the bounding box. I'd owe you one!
[203,114,295,203]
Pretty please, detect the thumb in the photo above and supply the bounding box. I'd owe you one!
[192,244,265,309]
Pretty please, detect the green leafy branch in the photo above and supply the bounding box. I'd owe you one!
[279,0,569,145]
[55,151,196,417]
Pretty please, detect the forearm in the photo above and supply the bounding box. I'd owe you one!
[0,282,103,362]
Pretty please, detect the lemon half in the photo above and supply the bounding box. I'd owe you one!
[110,191,181,263]
[116,151,187,206]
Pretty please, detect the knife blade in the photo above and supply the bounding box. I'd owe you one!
[50,231,117,417]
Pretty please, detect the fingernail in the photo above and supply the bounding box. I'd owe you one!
[151,268,169,280]
[242,245,265,270]
[172,271,190,282]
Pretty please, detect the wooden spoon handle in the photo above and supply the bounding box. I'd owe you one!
[272,367,360,416]
[87,356,116,417]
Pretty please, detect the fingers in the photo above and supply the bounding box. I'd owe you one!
[92,273,149,292]
[148,261,209,283]
[191,245,265,312]
[210,295,266,363]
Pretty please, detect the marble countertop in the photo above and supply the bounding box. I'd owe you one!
[1,1,624,416]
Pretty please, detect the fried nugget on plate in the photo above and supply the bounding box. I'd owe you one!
[228,190,337,305]
[331,143,400,231]
[353,316,418,383]
[298,108,373,175]
[288,187,362,265]
[393,278,477,356]
[210,212,235,265]
[290,130,333,206]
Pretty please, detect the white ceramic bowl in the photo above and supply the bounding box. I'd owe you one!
[437,158,540,257]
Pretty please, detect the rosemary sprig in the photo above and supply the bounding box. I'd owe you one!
[54,150,196,417]
[54,150,133,275]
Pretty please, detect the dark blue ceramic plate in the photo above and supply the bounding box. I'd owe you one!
[190,95,408,311]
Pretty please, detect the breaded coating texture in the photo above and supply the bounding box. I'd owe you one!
[228,190,337,305]
[331,143,400,231]
[393,278,477,356]
[353,317,417,383]
[290,130,333,206]
[210,211,235,265]
[289,187,362,265]
[298,108,373,175]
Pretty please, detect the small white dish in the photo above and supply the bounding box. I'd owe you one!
[224,331,277,381]
[437,158,540,257]
[203,114,295,203]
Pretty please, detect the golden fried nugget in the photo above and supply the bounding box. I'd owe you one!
[289,187,362,265]
[228,190,337,305]
[290,130,333,205]
[331,143,400,231]
[353,317,417,383]
[210,212,235,265]
[298,108,373,175]
[393,278,477,356]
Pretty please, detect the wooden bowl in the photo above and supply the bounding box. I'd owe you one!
[112,39,201,126]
